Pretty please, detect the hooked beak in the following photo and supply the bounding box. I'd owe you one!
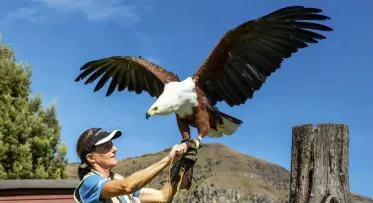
[146,109,156,120]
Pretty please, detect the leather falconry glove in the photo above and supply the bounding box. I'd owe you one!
[169,138,199,190]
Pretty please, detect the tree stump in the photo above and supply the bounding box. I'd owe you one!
[289,123,352,203]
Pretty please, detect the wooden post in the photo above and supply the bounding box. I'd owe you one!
[289,123,352,203]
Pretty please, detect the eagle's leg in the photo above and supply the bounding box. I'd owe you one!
[194,128,208,149]
[193,108,210,149]
[176,114,191,142]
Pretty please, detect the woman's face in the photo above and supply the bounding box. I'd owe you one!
[88,140,118,169]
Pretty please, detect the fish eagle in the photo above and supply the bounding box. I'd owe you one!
[75,6,332,148]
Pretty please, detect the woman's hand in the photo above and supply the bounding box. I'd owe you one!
[166,143,188,164]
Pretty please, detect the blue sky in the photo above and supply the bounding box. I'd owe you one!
[1,0,372,198]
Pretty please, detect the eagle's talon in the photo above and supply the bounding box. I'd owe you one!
[192,138,202,149]
[181,137,191,144]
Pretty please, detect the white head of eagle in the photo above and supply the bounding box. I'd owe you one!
[145,77,198,119]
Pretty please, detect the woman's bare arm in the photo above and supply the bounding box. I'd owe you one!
[135,183,179,203]
[100,143,187,199]
[100,156,170,198]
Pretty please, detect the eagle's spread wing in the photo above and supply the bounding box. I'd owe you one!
[192,6,333,106]
[75,56,180,97]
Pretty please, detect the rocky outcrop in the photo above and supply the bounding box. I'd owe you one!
[173,184,286,203]
[172,184,373,203]
[173,184,373,203]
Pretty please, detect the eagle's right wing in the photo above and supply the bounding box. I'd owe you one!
[75,56,180,97]
[192,6,332,107]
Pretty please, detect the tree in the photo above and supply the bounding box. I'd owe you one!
[0,37,68,179]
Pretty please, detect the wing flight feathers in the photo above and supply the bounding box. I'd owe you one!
[192,6,333,106]
[75,56,180,97]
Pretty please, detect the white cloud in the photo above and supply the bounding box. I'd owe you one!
[137,34,153,53]
[143,5,153,12]
[2,7,48,24]
[145,56,161,65]
[135,33,162,65]
[2,0,142,25]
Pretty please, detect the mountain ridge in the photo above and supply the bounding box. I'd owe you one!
[67,143,372,203]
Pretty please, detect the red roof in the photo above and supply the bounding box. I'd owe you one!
[0,179,79,202]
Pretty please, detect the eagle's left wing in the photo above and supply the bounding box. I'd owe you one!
[192,6,333,107]
[75,56,180,97]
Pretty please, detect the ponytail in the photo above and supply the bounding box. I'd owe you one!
[78,162,92,180]
[76,128,102,180]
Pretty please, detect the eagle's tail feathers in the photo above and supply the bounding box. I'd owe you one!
[218,111,243,125]
[220,113,242,135]
[208,111,242,137]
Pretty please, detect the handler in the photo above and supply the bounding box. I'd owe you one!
[73,127,189,203]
